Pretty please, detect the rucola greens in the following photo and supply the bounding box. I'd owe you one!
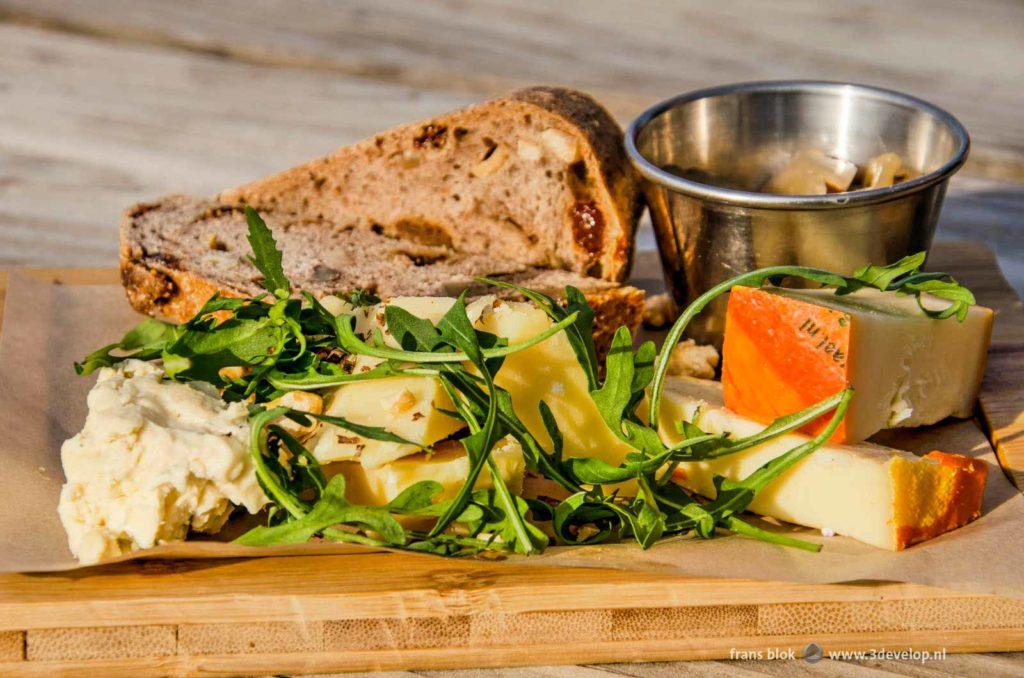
[78,208,973,555]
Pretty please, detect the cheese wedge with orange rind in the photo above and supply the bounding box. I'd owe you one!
[659,377,987,550]
[722,285,993,444]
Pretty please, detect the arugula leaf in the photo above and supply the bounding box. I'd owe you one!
[567,432,723,484]
[245,207,291,298]
[235,475,406,546]
[333,310,579,364]
[247,406,310,519]
[552,493,621,545]
[427,296,505,537]
[385,305,444,352]
[724,515,821,553]
[311,412,432,450]
[633,478,666,548]
[162,316,288,382]
[75,318,177,375]
[590,327,637,436]
[676,389,853,537]
[846,252,927,292]
[476,474,549,554]
[385,480,444,513]
[347,288,381,307]
[265,361,411,390]
[553,490,666,549]
[589,328,666,459]
[902,278,976,321]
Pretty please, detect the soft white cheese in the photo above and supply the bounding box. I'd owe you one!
[58,360,267,564]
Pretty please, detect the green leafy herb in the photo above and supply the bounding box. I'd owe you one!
[75,318,177,375]
[236,474,407,546]
[311,412,432,450]
[245,207,291,298]
[346,288,381,307]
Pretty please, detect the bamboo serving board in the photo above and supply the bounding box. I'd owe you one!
[0,242,1022,676]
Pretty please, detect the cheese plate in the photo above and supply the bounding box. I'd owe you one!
[0,243,1022,675]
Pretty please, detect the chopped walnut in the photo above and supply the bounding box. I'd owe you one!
[218,365,251,382]
[389,388,418,415]
[471,143,509,177]
[516,139,542,162]
[266,391,324,439]
[541,128,579,163]
[642,293,676,328]
[666,339,719,380]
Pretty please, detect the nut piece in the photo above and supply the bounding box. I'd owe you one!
[319,294,355,316]
[541,128,579,163]
[767,149,856,195]
[863,152,904,188]
[470,144,509,177]
[218,365,251,381]
[516,139,542,162]
[388,388,418,415]
[643,293,676,328]
[267,391,325,439]
[666,339,719,380]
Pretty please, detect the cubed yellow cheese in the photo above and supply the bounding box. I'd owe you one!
[309,375,463,468]
[330,437,525,506]
[312,295,635,473]
[475,301,635,470]
[659,377,987,550]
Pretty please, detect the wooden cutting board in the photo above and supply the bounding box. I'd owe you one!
[0,242,1022,676]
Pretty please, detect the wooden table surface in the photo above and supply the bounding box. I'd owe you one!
[1,2,1022,675]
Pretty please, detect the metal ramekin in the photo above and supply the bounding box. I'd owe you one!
[625,80,970,346]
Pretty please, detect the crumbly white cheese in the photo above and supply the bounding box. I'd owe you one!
[58,360,267,564]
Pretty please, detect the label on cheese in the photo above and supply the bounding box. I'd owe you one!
[722,286,993,443]
[660,377,987,550]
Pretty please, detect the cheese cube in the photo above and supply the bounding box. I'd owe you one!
[722,285,993,443]
[330,437,525,506]
[659,377,987,550]
[309,375,464,468]
[308,296,486,467]
[311,295,635,473]
[475,300,635,470]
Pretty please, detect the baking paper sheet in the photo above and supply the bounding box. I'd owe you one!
[1,273,1022,598]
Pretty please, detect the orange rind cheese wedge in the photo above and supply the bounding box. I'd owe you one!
[660,377,988,550]
[722,285,993,443]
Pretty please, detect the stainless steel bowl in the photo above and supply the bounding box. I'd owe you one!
[625,80,969,346]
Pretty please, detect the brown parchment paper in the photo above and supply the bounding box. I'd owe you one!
[1,273,1022,598]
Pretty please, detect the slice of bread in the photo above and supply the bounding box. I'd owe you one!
[120,87,644,354]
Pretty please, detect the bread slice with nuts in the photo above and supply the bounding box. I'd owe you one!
[120,87,644,355]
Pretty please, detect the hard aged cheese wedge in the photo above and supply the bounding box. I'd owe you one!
[722,285,993,443]
[330,437,525,506]
[659,377,988,550]
[309,295,636,472]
